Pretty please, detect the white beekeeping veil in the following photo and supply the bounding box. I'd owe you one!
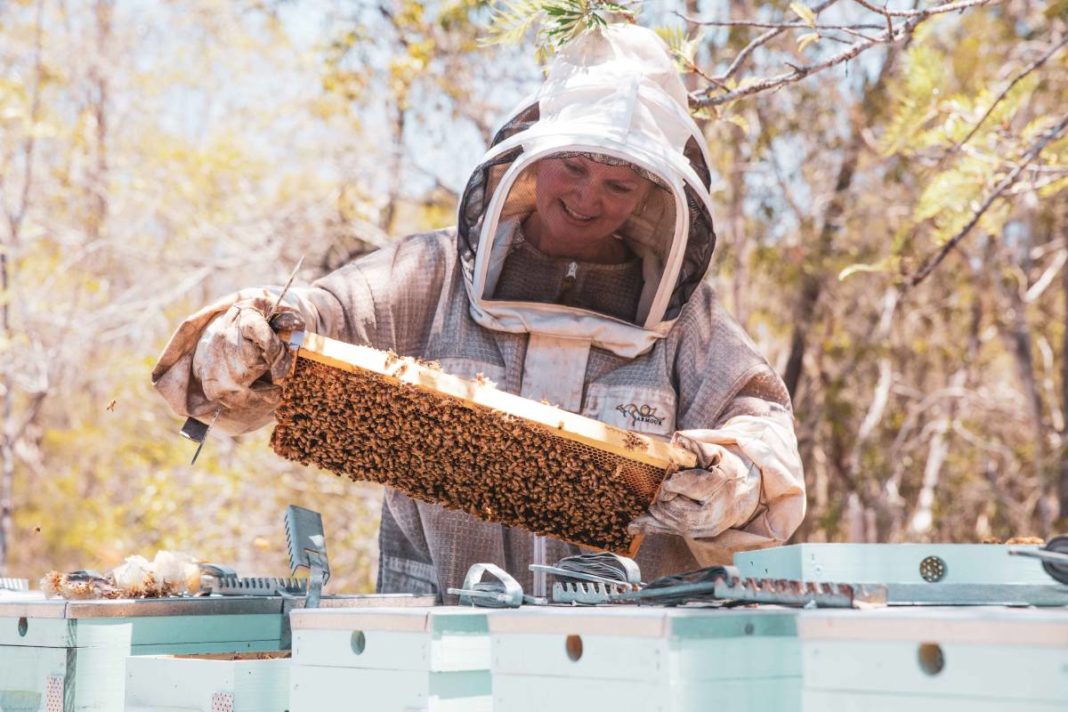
[457,24,716,360]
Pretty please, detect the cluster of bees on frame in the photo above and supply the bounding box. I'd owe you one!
[271,358,666,552]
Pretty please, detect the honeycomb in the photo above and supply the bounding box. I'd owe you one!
[270,356,670,552]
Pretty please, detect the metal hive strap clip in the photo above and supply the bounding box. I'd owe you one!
[1009,535,1068,585]
[0,578,29,592]
[613,565,887,608]
[449,563,525,608]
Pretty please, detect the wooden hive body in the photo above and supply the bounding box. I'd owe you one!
[271,333,696,553]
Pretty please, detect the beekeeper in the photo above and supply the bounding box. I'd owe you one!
[152,24,805,597]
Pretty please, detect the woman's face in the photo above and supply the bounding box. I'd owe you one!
[533,155,653,246]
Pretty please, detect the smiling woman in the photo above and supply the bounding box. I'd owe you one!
[487,152,666,324]
[479,148,681,328]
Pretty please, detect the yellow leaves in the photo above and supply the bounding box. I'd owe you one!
[915,157,984,223]
[407,38,435,69]
[655,25,699,71]
[439,0,482,30]
[481,0,544,49]
[911,155,1018,250]
[322,68,369,103]
[0,78,33,133]
[838,257,899,282]
[1043,0,1068,19]
[336,184,373,224]
[396,0,426,29]
[723,113,751,134]
[797,32,820,53]
[881,43,951,155]
[790,2,818,28]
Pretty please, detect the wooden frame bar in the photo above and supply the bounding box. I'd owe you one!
[294,332,696,470]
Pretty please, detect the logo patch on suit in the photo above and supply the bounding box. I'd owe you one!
[615,403,665,427]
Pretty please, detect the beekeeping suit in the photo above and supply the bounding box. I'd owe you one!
[152,25,805,598]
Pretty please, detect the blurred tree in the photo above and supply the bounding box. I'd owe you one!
[1,0,1065,593]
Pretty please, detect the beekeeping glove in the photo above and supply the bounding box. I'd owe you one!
[192,295,305,409]
[628,439,760,540]
[153,287,312,435]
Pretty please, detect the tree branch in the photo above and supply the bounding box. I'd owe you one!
[693,0,998,107]
[908,113,1068,288]
[681,17,884,31]
[684,0,841,86]
[851,0,995,17]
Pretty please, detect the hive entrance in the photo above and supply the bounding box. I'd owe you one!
[270,333,695,553]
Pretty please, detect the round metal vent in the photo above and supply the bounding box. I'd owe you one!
[919,555,946,582]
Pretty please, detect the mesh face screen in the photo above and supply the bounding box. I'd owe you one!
[271,357,667,552]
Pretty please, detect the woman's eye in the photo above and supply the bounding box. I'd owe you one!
[562,161,584,174]
[608,183,634,194]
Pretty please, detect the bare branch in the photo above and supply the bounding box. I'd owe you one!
[1024,248,1067,303]
[696,14,915,107]
[6,0,46,243]
[685,0,841,85]
[681,17,884,32]
[908,113,1068,288]
[851,0,994,17]
[693,0,999,107]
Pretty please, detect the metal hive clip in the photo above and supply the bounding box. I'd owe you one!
[0,577,29,592]
[552,580,632,605]
[284,505,330,608]
[210,575,309,597]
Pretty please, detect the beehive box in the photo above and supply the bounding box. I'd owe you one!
[734,544,1050,583]
[733,544,1067,605]
[0,594,436,711]
[125,652,290,712]
[0,597,285,712]
[288,607,490,712]
[271,332,696,554]
[488,606,801,712]
[799,608,1068,711]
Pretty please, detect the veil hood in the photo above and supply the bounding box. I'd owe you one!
[457,24,716,358]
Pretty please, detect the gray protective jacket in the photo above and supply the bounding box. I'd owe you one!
[152,227,805,597]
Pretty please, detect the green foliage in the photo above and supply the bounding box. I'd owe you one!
[482,0,637,58]
[654,25,699,73]
[880,40,951,157]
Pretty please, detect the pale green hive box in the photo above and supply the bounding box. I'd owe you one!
[289,606,490,712]
[0,596,285,712]
[0,593,435,711]
[488,606,801,712]
[733,543,1067,605]
[734,543,1048,584]
[125,653,290,712]
[799,607,1068,711]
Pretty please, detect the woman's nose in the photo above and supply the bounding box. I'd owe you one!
[571,179,601,210]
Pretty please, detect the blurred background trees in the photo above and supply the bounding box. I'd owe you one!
[0,0,1064,591]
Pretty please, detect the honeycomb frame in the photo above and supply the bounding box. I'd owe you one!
[270,332,696,554]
